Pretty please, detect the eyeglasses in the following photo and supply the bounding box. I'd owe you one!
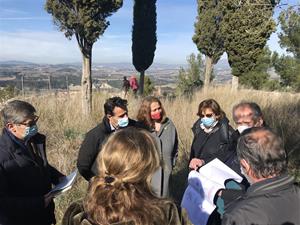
[17,115,39,127]
[200,113,214,118]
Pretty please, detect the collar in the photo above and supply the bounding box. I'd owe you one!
[5,128,28,151]
[155,117,170,136]
[246,173,294,197]
[102,116,114,133]
[200,120,219,133]
[110,124,116,131]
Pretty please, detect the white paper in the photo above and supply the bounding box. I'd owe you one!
[181,158,242,225]
[49,170,77,196]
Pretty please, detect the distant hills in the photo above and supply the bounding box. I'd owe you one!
[0,59,231,71]
[0,59,233,89]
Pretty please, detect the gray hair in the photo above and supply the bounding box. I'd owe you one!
[237,127,287,178]
[232,101,263,123]
[1,100,36,125]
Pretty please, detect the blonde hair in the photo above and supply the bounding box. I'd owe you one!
[136,96,167,130]
[84,127,168,225]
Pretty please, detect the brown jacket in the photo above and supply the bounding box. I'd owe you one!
[62,200,181,225]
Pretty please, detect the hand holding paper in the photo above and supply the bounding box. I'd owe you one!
[181,158,242,225]
[49,169,78,197]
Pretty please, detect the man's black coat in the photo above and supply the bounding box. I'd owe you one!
[77,117,136,181]
[0,129,63,225]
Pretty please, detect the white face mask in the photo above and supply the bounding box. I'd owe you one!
[237,125,250,134]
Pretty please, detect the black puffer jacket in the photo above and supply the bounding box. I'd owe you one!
[0,129,63,225]
[77,117,136,181]
[189,117,233,164]
[222,174,300,225]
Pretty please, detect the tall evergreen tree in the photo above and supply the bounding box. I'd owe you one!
[45,0,123,115]
[220,0,277,89]
[278,6,300,59]
[240,47,272,89]
[132,0,157,95]
[274,6,300,91]
[177,53,204,97]
[193,0,224,90]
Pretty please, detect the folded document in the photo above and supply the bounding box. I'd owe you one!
[49,170,78,196]
[181,158,242,225]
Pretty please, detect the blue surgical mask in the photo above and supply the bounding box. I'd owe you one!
[23,125,38,139]
[118,117,129,128]
[201,117,215,127]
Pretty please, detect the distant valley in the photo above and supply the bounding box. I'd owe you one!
[0,60,232,91]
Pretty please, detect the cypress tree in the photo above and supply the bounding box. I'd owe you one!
[220,0,277,89]
[276,6,300,91]
[132,0,157,95]
[278,6,300,60]
[193,0,224,90]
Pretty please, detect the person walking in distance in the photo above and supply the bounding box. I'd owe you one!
[129,75,139,96]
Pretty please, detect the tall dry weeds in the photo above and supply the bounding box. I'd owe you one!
[2,86,299,224]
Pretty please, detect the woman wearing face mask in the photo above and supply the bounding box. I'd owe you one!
[137,96,178,198]
[62,128,181,225]
[189,99,233,170]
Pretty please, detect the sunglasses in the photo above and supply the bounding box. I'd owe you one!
[17,115,39,127]
[201,113,214,118]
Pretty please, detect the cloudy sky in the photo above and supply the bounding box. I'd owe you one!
[0,0,296,64]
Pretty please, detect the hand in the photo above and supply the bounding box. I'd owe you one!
[44,192,54,208]
[189,158,205,170]
[217,189,223,197]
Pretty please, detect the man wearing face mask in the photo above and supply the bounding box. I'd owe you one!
[214,102,266,221]
[0,100,65,225]
[222,128,300,225]
[77,97,136,181]
[225,101,265,175]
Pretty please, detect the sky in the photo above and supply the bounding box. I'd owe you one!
[0,0,297,65]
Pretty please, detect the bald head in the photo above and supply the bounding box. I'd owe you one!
[237,128,287,179]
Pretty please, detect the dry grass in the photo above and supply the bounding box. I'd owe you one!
[5,86,299,224]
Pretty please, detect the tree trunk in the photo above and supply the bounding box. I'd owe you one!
[231,75,239,91]
[139,70,145,95]
[81,50,92,116]
[204,55,213,92]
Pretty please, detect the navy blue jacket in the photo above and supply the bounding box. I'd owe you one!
[0,129,63,225]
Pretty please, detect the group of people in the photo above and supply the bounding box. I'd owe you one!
[0,97,299,225]
[122,75,139,97]
[77,96,178,198]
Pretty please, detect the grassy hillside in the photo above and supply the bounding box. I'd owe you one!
[3,85,299,224]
